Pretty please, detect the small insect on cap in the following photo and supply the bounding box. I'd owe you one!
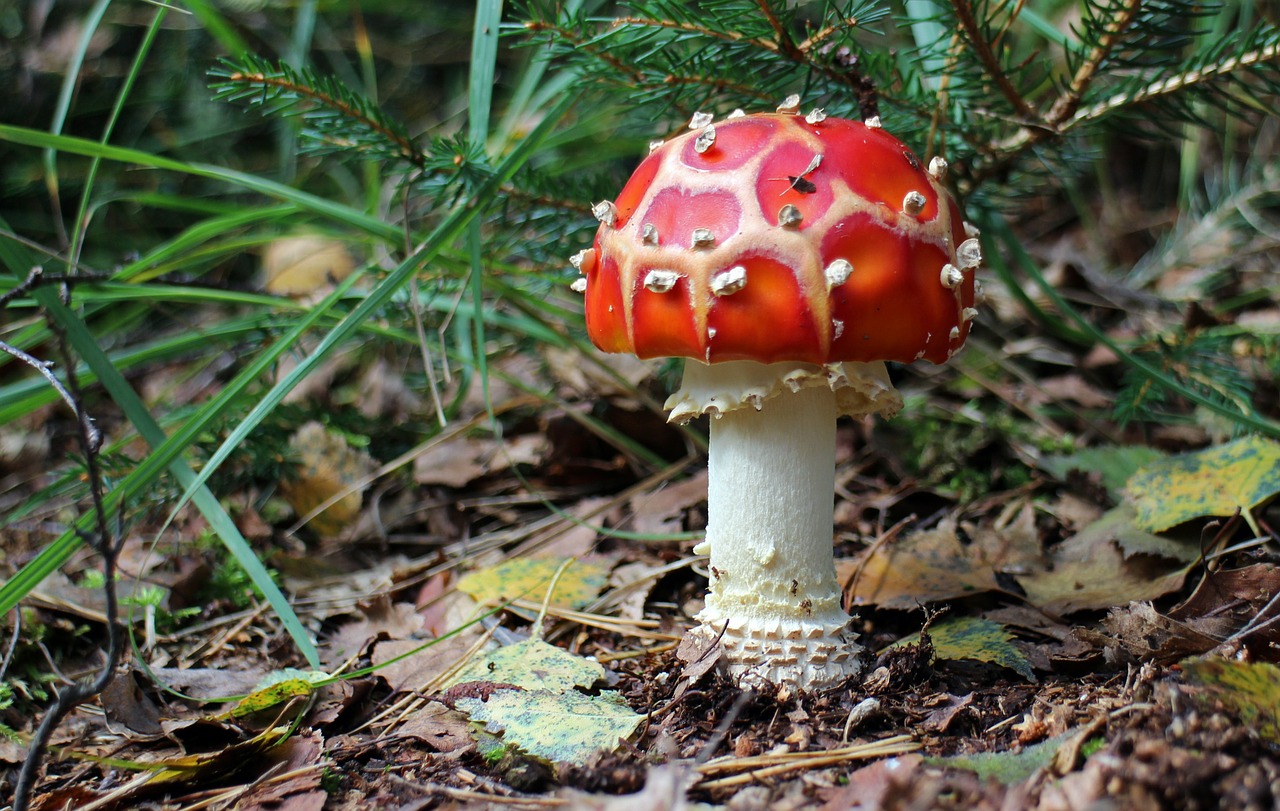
[572,109,981,366]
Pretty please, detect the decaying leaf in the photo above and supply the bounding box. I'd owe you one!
[1039,446,1165,500]
[413,433,546,488]
[215,669,329,720]
[448,637,604,692]
[455,689,643,763]
[842,514,1027,609]
[280,421,376,538]
[1079,602,1218,663]
[1016,507,1195,614]
[1170,563,1280,646]
[1126,435,1280,532]
[893,617,1035,680]
[262,234,355,297]
[927,730,1080,784]
[457,556,609,611]
[1181,657,1280,744]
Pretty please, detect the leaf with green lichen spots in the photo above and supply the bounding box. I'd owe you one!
[1040,446,1165,500]
[447,637,604,692]
[1126,435,1280,533]
[1181,657,1280,744]
[455,689,642,762]
[892,617,1035,680]
[927,731,1077,784]
[457,556,609,610]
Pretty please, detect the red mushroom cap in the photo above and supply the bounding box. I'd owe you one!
[575,111,979,366]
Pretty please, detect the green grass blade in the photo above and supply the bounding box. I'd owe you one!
[0,126,401,244]
[0,222,322,666]
[160,92,577,546]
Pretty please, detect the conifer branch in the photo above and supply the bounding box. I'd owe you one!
[1046,0,1144,125]
[950,0,1040,122]
[211,58,425,166]
[1071,38,1280,126]
[757,0,803,60]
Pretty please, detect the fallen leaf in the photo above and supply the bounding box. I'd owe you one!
[280,421,376,538]
[1015,507,1194,614]
[922,692,974,733]
[894,617,1035,680]
[926,730,1077,784]
[262,235,355,298]
[839,511,1039,606]
[231,729,327,811]
[1039,446,1164,499]
[215,669,329,720]
[322,596,425,667]
[448,637,605,692]
[1170,563,1280,646]
[396,703,475,753]
[1084,602,1218,663]
[371,633,478,693]
[455,688,642,763]
[457,556,609,611]
[1180,657,1280,744]
[816,754,924,811]
[1126,435,1280,532]
[412,433,546,488]
[625,472,708,537]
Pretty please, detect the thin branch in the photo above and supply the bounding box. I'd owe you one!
[222,70,425,166]
[0,339,101,452]
[12,316,121,811]
[1045,0,1143,126]
[950,0,1040,122]
[1069,38,1280,126]
[757,0,803,60]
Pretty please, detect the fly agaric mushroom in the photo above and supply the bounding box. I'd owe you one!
[571,106,980,690]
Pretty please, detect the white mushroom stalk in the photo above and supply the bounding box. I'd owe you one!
[668,359,901,689]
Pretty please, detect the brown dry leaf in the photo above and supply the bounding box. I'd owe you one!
[625,471,707,537]
[281,421,376,538]
[842,509,1040,609]
[1035,374,1112,408]
[922,692,975,733]
[1170,563,1280,646]
[370,633,479,693]
[1016,508,1195,614]
[321,596,424,668]
[816,754,924,811]
[262,235,355,298]
[545,345,655,402]
[413,433,545,487]
[1082,602,1218,663]
[231,729,328,811]
[396,702,475,753]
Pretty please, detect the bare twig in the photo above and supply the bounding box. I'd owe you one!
[0,338,101,453]
[950,0,1040,122]
[11,311,122,811]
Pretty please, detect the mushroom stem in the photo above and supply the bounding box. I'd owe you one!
[693,383,861,689]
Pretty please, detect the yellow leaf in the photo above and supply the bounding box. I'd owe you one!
[262,235,355,297]
[457,556,608,610]
[1181,657,1280,743]
[215,669,329,720]
[893,617,1034,680]
[455,689,642,762]
[280,421,376,537]
[1126,435,1280,533]
[448,637,604,692]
